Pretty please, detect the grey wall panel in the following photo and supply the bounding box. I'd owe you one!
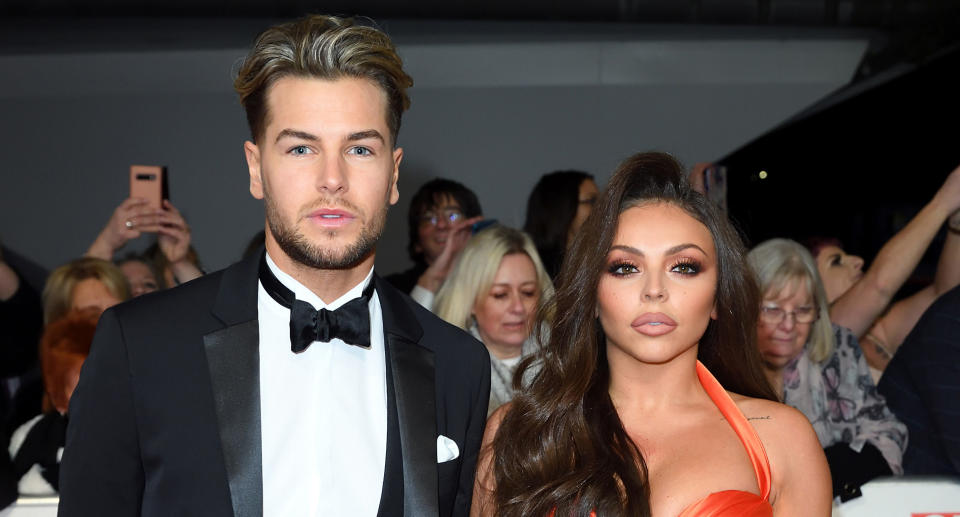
[0,36,864,276]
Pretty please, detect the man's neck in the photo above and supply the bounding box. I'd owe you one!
[265,242,375,304]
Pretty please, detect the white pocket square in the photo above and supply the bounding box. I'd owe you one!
[436,435,460,463]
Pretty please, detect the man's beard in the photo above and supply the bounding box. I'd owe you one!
[265,193,388,271]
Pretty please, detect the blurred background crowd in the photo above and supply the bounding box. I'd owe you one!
[2,0,959,510]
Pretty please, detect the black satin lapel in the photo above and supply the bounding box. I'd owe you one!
[390,334,438,517]
[212,248,261,326]
[377,336,403,517]
[204,320,262,517]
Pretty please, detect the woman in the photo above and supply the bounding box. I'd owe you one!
[8,309,99,495]
[474,153,829,517]
[434,225,553,416]
[42,257,129,324]
[748,239,907,501]
[810,162,960,377]
[5,258,128,434]
[523,170,599,279]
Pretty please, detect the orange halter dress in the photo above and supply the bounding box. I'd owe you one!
[552,362,774,517]
[674,361,773,517]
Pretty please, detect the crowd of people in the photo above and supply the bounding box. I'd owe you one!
[1,12,958,517]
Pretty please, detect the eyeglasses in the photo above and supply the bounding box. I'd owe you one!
[420,209,464,226]
[760,305,818,325]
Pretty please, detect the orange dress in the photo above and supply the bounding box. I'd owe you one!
[553,362,774,517]
[674,361,773,517]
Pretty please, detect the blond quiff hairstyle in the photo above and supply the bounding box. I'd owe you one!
[234,15,413,145]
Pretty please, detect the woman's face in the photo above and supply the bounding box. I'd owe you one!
[597,203,718,366]
[567,178,599,247]
[472,253,540,360]
[70,278,122,317]
[815,245,863,303]
[756,280,814,371]
[120,260,159,297]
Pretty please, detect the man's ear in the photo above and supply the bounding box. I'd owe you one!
[245,140,264,200]
[389,147,403,205]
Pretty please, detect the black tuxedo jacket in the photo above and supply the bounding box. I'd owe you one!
[58,252,491,517]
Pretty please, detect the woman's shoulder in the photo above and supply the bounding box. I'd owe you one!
[730,394,816,444]
[728,394,814,446]
[729,393,830,507]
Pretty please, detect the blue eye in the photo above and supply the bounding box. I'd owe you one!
[289,145,311,155]
[348,146,373,156]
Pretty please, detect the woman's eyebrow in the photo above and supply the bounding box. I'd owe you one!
[609,243,707,256]
[610,244,642,256]
[666,243,707,256]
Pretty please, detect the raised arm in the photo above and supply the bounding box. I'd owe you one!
[830,163,960,337]
[86,198,162,260]
[866,209,960,367]
[156,200,203,284]
[415,216,483,294]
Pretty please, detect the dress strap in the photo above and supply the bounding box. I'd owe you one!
[695,361,771,500]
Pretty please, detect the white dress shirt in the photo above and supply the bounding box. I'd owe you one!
[259,253,387,516]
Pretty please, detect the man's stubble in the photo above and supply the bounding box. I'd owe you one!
[263,181,390,271]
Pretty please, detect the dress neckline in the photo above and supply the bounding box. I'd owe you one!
[694,361,771,500]
[671,361,772,517]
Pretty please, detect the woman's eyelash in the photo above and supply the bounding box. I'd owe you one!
[607,261,638,276]
[670,259,701,275]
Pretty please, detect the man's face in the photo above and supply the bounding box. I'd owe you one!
[245,76,402,270]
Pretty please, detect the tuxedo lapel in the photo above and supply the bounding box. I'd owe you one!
[376,276,439,517]
[204,252,263,517]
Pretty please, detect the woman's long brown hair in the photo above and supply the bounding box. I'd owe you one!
[491,152,776,517]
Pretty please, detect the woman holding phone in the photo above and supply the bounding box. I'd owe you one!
[472,152,830,517]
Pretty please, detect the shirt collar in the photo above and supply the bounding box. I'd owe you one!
[264,251,374,311]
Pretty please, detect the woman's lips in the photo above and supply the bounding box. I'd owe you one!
[631,312,677,336]
[501,321,528,331]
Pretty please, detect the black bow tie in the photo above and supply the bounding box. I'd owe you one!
[258,254,375,353]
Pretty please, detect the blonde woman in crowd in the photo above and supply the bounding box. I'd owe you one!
[434,225,553,416]
[42,257,128,325]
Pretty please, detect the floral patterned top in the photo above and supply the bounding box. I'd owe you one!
[782,324,907,474]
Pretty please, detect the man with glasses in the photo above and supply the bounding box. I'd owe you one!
[385,179,483,308]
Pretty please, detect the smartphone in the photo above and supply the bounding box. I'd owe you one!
[129,165,169,210]
[471,219,498,234]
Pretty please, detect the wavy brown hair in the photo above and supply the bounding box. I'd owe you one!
[490,152,776,517]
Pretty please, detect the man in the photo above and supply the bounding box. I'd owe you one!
[878,284,960,476]
[58,15,490,517]
[385,179,483,308]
